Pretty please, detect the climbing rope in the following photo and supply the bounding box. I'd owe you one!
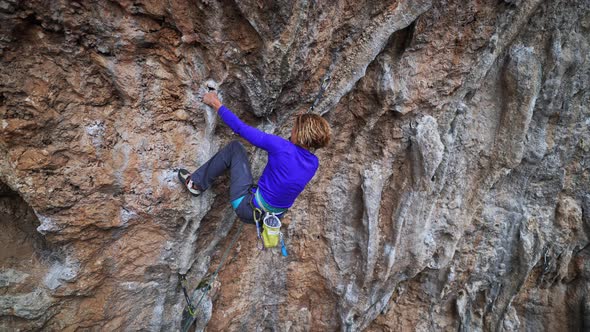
[180,221,244,332]
[180,275,197,317]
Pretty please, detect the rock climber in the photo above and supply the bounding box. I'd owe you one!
[178,92,331,225]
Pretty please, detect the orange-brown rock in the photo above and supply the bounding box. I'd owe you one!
[1,0,589,331]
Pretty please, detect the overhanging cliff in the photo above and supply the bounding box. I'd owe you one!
[1,0,589,331]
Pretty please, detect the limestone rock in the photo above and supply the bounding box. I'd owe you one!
[1,0,589,331]
[411,115,444,182]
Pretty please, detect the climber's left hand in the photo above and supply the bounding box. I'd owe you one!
[203,92,222,111]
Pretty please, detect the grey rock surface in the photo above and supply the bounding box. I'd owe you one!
[0,0,589,331]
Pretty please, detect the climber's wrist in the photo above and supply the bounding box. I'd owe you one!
[212,100,223,111]
[203,92,222,111]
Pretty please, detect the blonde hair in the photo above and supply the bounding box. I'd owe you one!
[293,114,331,149]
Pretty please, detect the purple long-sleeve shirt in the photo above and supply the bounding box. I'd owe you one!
[218,105,318,209]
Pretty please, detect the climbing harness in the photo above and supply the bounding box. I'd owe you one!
[179,221,244,332]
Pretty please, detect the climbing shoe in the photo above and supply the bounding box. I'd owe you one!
[178,169,202,196]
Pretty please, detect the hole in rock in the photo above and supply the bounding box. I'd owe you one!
[0,180,59,327]
[392,20,416,58]
[0,181,50,267]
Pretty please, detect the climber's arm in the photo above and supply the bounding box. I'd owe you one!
[202,92,285,152]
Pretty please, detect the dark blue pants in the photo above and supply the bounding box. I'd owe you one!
[190,140,256,224]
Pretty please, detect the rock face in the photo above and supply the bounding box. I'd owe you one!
[1,0,589,331]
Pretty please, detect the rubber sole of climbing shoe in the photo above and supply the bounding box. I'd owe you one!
[178,168,201,196]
